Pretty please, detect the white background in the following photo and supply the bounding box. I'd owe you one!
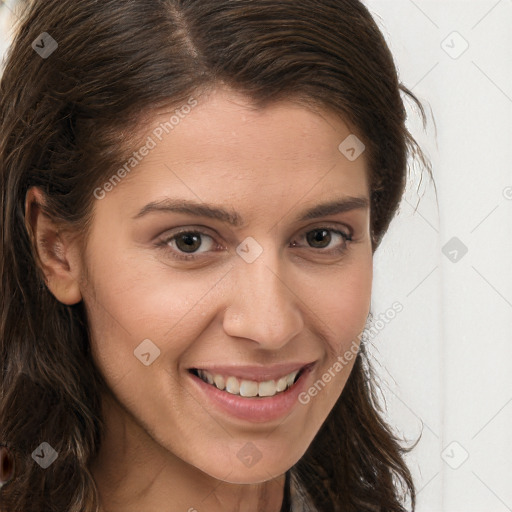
[364,1,512,511]
[1,1,511,511]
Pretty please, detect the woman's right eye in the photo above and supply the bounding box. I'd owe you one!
[156,229,220,261]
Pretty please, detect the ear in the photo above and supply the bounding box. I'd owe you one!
[24,187,83,305]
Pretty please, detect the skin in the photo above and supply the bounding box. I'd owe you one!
[26,87,373,512]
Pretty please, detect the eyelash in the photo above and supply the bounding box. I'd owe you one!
[156,226,354,262]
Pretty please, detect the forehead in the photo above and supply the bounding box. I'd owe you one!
[149,89,365,165]
[96,88,370,221]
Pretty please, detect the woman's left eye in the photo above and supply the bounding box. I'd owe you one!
[293,228,353,254]
[156,226,353,262]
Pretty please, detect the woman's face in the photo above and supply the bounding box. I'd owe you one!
[77,88,373,484]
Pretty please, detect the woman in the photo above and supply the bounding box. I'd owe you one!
[0,0,432,511]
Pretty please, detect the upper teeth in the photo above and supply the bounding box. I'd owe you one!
[197,369,300,397]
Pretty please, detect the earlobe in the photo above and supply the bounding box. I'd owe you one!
[24,187,83,306]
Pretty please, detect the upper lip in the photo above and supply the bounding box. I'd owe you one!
[189,362,315,382]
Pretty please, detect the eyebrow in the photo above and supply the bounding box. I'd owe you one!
[132,196,369,226]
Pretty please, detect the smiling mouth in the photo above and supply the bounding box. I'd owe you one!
[188,367,306,398]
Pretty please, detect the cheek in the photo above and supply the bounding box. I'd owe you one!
[319,256,373,351]
[80,252,228,379]
[299,260,372,429]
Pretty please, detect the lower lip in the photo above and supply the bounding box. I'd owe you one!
[188,365,314,424]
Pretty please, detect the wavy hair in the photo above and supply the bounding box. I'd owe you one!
[0,0,432,510]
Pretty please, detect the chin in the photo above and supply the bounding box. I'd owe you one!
[192,447,302,484]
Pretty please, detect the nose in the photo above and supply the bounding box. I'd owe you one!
[222,247,304,350]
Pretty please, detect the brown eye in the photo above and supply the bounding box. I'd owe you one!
[175,232,203,253]
[306,229,332,249]
[290,226,353,256]
[157,229,218,262]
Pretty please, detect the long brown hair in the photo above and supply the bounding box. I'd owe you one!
[0,1,432,510]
